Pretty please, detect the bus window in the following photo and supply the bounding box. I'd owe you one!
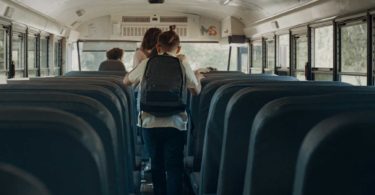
[180,43,229,71]
[295,35,308,80]
[40,37,49,76]
[228,44,249,72]
[277,34,290,75]
[340,22,367,86]
[313,25,333,81]
[0,29,6,80]
[79,41,137,71]
[124,50,135,71]
[12,33,25,78]
[239,47,249,73]
[53,40,62,76]
[251,41,262,74]
[265,39,275,74]
[66,42,80,72]
[28,36,37,77]
[341,75,367,85]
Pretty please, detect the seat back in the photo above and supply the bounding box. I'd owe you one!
[190,76,297,170]
[0,107,110,195]
[0,84,136,193]
[200,82,349,194]
[244,93,375,195]
[293,111,375,195]
[59,75,138,148]
[0,163,51,195]
[10,78,137,172]
[0,91,129,195]
[64,70,126,77]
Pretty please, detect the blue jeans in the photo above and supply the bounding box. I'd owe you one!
[143,127,185,195]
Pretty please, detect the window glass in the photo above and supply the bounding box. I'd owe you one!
[67,42,80,72]
[80,41,137,71]
[124,50,135,71]
[314,73,333,81]
[12,33,25,78]
[53,40,61,76]
[40,38,48,76]
[277,34,290,68]
[314,25,333,68]
[296,35,308,81]
[266,40,275,74]
[251,41,262,74]
[81,52,106,71]
[341,23,367,73]
[341,75,366,86]
[240,47,249,73]
[229,46,238,71]
[180,43,229,71]
[28,36,37,77]
[54,42,58,70]
[228,44,249,72]
[0,29,5,80]
[296,36,308,70]
[296,72,306,80]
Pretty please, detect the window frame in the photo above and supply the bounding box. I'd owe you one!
[53,37,63,76]
[291,27,308,80]
[39,34,50,77]
[310,23,334,81]
[336,16,368,86]
[263,35,276,74]
[11,30,26,78]
[0,23,9,80]
[77,39,138,71]
[27,32,38,78]
[276,32,291,76]
[250,38,263,74]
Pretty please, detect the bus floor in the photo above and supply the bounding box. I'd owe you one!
[139,166,193,195]
[140,163,154,195]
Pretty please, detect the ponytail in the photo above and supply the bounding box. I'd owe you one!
[158,25,180,52]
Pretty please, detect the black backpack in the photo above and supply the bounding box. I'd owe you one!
[140,54,187,117]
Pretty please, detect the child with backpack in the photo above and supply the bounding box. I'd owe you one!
[124,26,204,195]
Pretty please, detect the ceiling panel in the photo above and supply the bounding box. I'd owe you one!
[9,0,313,27]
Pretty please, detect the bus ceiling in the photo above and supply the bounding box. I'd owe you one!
[1,0,375,40]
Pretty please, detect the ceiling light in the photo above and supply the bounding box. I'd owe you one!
[76,9,85,17]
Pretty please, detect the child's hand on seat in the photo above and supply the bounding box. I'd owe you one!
[195,71,205,81]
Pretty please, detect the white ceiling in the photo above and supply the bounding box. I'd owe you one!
[9,0,312,27]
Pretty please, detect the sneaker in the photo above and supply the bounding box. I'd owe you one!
[144,161,151,172]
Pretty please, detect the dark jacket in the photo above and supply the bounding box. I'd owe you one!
[98,60,127,72]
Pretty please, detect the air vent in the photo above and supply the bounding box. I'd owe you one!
[122,26,150,37]
[122,26,188,37]
[122,16,151,23]
[160,16,188,23]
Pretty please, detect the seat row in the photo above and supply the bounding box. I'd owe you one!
[0,70,140,195]
[185,71,375,195]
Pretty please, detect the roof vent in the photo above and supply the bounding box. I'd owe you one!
[149,0,164,4]
[122,16,151,23]
[160,16,188,23]
[4,6,14,18]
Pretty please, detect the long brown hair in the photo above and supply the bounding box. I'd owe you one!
[141,28,162,52]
